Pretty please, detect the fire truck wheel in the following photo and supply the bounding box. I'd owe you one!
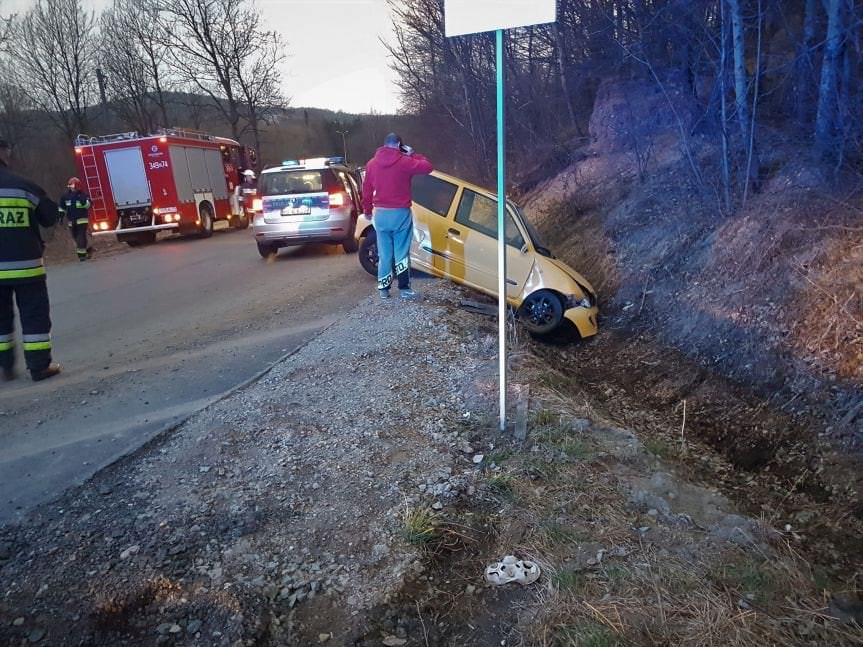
[198,202,215,238]
[257,242,278,259]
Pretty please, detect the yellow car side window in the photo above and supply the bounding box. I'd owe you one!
[412,175,458,217]
[455,189,524,248]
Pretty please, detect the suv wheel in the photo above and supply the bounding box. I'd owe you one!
[358,231,378,276]
[257,242,277,259]
[342,235,359,254]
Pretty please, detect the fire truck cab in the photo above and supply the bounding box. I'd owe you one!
[73,128,257,246]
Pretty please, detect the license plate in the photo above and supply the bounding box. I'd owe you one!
[282,206,311,216]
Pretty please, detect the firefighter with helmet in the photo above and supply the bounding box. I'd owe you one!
[59,177,91,261]
[0,138,62,382]
[241,169,257,217]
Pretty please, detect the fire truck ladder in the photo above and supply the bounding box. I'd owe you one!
[79,148,109,222]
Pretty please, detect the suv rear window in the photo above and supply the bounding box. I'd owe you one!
[412,174,458,216]
[261,169,338,196]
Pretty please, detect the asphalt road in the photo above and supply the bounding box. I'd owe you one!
[0,229,371,525]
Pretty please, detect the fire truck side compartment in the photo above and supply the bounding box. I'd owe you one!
[186,148,209,197]
[203,149,229,200]
[169,146,194,203]
[104,147,151,208]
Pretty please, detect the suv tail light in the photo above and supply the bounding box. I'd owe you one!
[252,198,263,213]
[328,191,347,208]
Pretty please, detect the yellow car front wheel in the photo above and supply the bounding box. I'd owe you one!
[518,290,564,335]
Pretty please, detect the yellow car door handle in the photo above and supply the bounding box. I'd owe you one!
[447,227,461,237]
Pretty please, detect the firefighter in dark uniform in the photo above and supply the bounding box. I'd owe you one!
[0,139,62,382]
[59,177,91,261]
[240,169,257,216]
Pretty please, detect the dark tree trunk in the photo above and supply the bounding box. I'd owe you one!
[815,0,844,153]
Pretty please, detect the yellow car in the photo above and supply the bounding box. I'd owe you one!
[355,171,599,337]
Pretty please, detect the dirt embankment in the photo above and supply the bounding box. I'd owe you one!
[523,82,861,447]
[519,77,862,509]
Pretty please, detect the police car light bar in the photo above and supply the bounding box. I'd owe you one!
[278,157,344,169]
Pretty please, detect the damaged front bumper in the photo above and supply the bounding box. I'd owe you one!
[564,305,600,338]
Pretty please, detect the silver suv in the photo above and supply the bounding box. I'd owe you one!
[252,157,362,258]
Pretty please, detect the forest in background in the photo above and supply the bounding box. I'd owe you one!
[387,0,863,213]
[0,0,432,194]
[2,0,862,208]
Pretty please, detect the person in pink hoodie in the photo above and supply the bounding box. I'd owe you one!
[362,133,433,299]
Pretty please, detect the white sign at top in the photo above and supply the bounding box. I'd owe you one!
[445,0,557,37]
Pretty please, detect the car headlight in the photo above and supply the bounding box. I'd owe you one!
[565,294,593,309]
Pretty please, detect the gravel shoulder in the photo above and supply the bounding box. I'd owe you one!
[0,280,485,645]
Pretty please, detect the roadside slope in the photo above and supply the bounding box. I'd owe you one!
[1,279,859,645]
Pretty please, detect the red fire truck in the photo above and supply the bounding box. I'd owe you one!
[73,128,257,246]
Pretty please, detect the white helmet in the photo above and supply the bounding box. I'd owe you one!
[242,169,256,179]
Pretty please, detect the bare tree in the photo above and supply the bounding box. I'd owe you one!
[727,0,760,192]
[0,60,33,156]
[233,29,286,154]
[101,0,172,133]
[0,4,12,43]
[815,0,845,154]
[159,0,286,144]
[8,0,97,139]
[719,0,732,214]
[795,0,819,126]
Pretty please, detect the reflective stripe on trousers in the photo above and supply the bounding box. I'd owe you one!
[0,281,53,371]
[22,333,51,351]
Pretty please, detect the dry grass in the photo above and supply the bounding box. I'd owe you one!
[487,357,863,646]
[400,505,438,546]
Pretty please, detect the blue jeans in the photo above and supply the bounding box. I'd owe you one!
[374,208,412,290]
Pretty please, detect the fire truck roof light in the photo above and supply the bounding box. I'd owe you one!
[75,147,82,154]
[159,137,167,143]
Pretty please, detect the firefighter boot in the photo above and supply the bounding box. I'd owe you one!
[30,362,62,382]
[1,364,15,382]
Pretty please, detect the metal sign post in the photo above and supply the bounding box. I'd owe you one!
[445,0,557,433]
[495,29,507,433]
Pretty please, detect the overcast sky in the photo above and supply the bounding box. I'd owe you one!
[5,0,402,114]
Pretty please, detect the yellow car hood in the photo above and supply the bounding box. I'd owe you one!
[541,255,597,299]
